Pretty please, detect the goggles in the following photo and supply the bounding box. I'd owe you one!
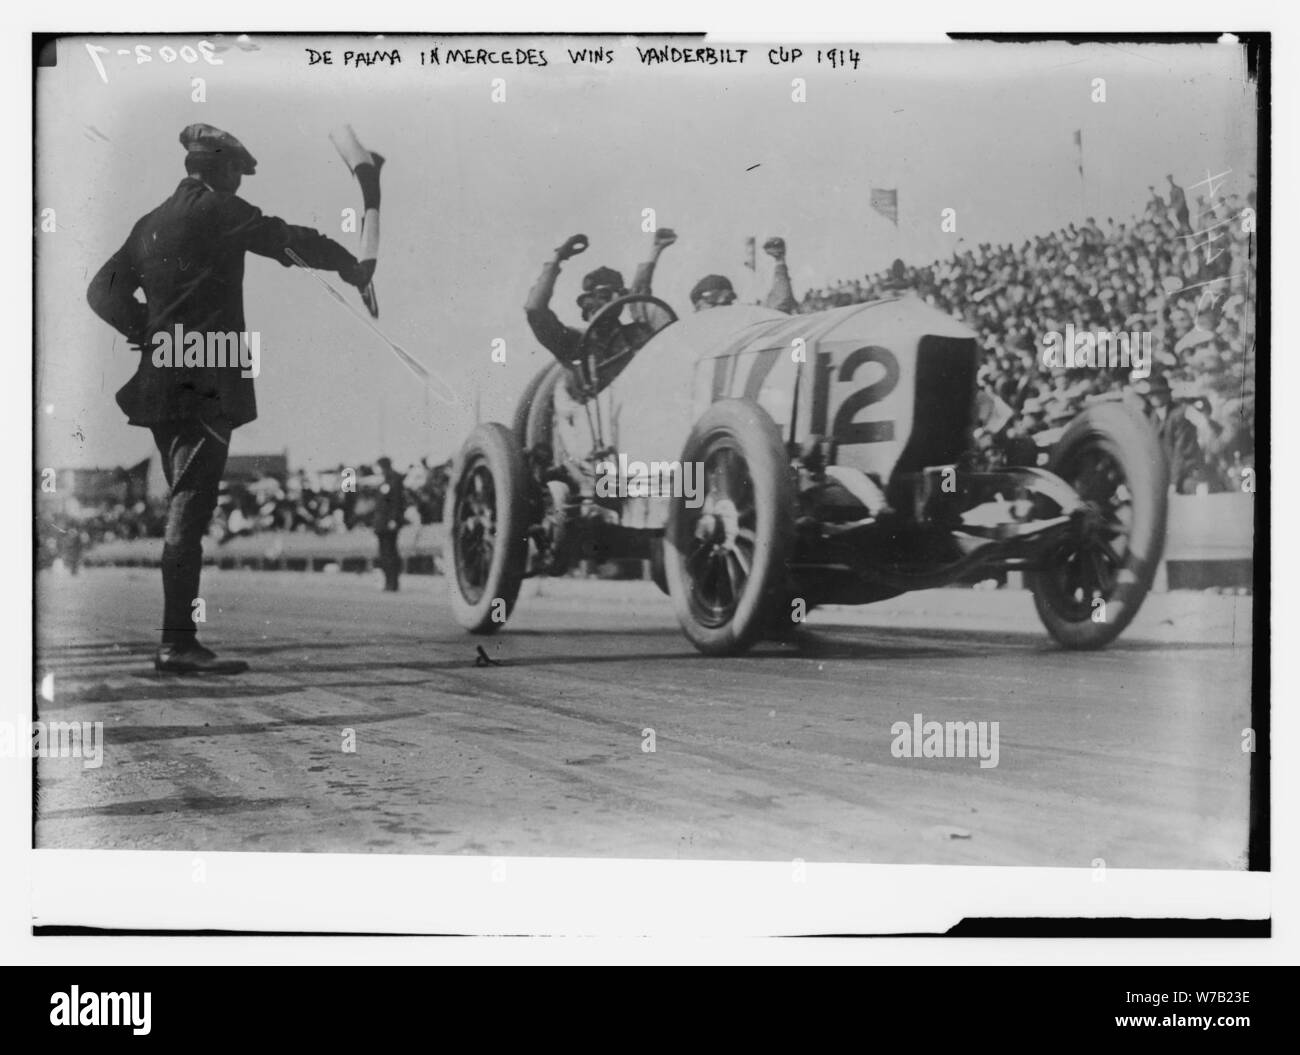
[693,288,736,309]
[577,286,623,314]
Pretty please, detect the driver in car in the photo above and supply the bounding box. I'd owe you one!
[523,228,678,512]
[525,227,677,398]
[688,236,799,314]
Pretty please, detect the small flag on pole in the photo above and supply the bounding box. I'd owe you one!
[869,188,899,226]
[743,236,756,271]
[1073,129,1084,178]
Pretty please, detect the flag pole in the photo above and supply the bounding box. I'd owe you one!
[1074,129,1086,218]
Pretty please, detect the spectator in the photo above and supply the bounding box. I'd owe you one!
[373,456,406,592]
[1134,374,1205,494]
[793,173,1254,490]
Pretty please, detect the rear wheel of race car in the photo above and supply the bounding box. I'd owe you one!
[446,423,529,634]
[665,399,795,656]
[1028,402,1168,649]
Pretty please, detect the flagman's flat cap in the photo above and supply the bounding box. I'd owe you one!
[179,123,257,174]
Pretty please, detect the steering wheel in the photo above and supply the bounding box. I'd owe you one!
[572,294,678,398]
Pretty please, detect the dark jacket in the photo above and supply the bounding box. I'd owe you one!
[1154,405,1205,494]
[523,256,657,367]
[373,470,406,534]
[87,177,358,429]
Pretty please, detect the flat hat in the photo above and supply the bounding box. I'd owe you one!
[689,274,734,302]
[581,266,625,294]
[180,123,257,175]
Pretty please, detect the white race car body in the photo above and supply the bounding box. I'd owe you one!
[608,295,981,528]
[449,289,1166,655]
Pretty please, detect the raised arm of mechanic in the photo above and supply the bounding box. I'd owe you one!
[763,236,798,314]
[525,234,587,365]
[630,227,677,296]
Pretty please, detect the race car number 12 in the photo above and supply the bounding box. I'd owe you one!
[808,346,900,444]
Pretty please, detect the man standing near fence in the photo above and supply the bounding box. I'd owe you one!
[374,457,407,592]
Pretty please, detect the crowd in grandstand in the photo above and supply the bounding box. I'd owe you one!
[798,176,1257,494]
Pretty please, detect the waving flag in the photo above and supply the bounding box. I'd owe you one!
[329,124,384,318]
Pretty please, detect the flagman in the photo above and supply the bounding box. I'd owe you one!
[87,123,372,674]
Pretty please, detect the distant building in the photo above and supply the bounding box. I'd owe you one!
[223,452,289,485]
[43,459,150,510]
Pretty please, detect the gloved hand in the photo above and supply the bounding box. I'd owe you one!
[341,258,376,289]
[762,236,786,261]
[653,227,678,251]
[555,234,589,261]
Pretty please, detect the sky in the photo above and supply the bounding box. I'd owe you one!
[36,34,1257,472]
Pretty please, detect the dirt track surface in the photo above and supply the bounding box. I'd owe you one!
[34,568,1253,869]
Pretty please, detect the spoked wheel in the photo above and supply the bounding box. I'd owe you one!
[1028,402,1168,649]
[446,423,529,633]
[665,399,794,656]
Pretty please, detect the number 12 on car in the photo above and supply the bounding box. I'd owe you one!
[807,344,903,442]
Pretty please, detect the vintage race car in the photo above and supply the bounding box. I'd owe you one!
[445,292,1168,655]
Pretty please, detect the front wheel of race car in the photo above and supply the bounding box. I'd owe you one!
[446,423,530,634]
[665,399,795,656]
[1028,401,1169,649]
